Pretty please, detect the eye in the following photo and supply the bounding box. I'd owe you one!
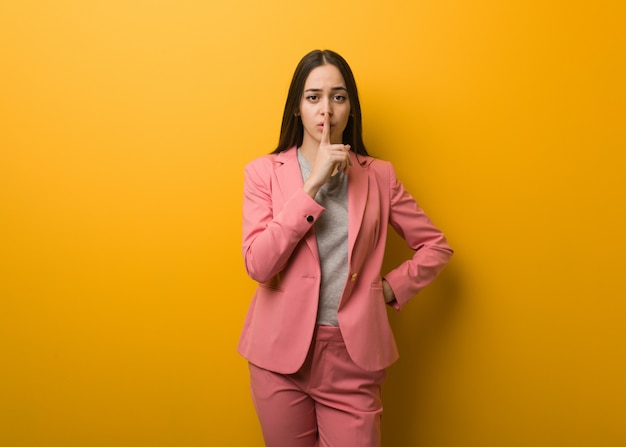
[333,95,347,103]
[306,95,319,102]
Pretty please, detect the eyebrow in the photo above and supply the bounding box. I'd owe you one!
[303,86,348,93]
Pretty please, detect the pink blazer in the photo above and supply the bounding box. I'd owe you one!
[238,147,453,373]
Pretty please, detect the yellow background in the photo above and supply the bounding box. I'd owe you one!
[1,1,624,446]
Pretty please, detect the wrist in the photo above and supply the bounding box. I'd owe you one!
[382,279,396,303]
[303,179,321,198]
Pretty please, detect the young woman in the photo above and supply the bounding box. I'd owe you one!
[238,49,453,447]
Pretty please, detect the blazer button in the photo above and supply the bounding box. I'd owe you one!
[306,215,314,223]
[350,273,358,281]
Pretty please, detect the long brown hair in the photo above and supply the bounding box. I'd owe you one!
[273,50,368,156]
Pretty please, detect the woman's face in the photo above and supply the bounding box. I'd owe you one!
[299,64,351,147]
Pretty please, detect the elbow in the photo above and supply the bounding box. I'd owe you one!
[436,234,454,259]
[244,261,269,284]
[247,269,273,285]
[440,244,454,264]
[244,252,276,284]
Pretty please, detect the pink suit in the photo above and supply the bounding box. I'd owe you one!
[239,148,453,372]
[239,147,453,446]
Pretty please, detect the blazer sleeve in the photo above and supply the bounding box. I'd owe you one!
[382,162,453,310]
[242,157,324,283]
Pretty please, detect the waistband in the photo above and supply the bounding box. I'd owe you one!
[313,325,343,342]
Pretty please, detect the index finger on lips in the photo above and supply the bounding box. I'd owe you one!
[321,114,331,145]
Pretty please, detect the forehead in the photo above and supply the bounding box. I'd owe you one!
[303,64,346,89]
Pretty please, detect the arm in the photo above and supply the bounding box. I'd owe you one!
[243,118,351,284]
[242,158,324,283]
[382,163,454,310]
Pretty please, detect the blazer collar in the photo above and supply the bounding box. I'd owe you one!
[346,151,369,264]
[274,148,304,200]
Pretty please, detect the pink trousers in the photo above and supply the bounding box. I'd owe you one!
[248,325,386,447]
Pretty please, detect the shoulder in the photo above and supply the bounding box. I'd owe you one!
[356,154,396,179]
[245,153,278,173]
[245,147,297,173]
[358,156,407,197]
[243,155,279,194]
[353,153,391,169]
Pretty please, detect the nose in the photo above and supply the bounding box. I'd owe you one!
[321,99,333,116]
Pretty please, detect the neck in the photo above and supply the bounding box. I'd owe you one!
[298,139,319,166]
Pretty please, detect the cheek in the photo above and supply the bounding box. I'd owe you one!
[299,106,314,124]
[342,106,351,123]
[338,113,351,132]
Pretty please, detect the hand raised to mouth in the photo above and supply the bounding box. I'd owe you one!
[302,114,352,199]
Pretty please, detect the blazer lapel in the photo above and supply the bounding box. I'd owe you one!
[274,148,305,202]
[347,152,369,265]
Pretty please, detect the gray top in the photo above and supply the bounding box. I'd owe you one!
[297,149,349,326]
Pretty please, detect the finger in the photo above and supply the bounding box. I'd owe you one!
[321,114,331,145]
[345,145,353,166]
[338,151,351,172]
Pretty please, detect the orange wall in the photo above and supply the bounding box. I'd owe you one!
[1,1,624,446]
